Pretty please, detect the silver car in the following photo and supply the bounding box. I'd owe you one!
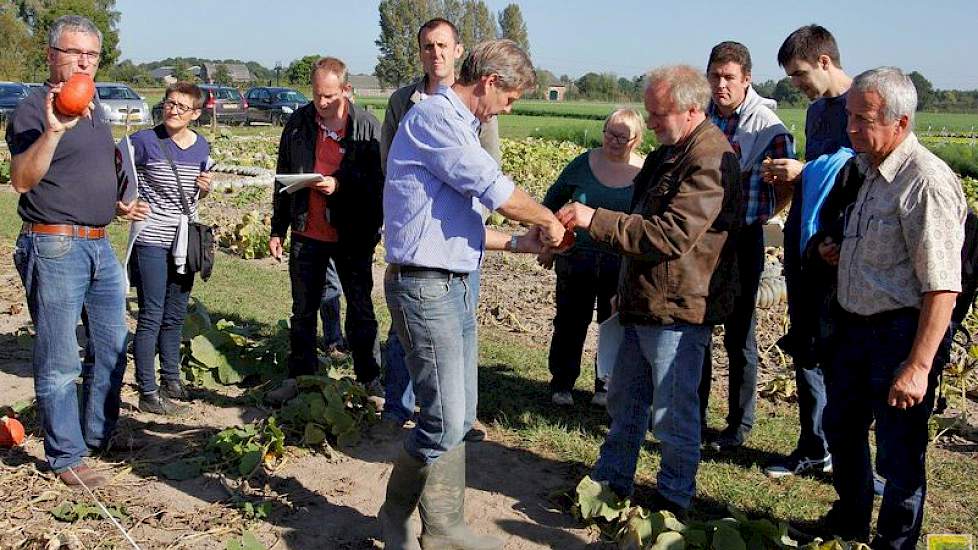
[95,82,151,126]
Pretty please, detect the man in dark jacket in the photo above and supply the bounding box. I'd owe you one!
[267,57,384,403]
[558,65,740,514]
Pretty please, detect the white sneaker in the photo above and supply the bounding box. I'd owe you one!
[551,391,574,406]
[590,391,608,407]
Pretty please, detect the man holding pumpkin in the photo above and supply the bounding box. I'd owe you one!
[6,14,147,488]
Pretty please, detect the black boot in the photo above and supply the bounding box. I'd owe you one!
[380,448,428,550]
[419,443,502,549]
[138,391,189,416]
[160,379,189,401]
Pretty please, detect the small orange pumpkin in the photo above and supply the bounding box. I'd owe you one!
[0,416,26,447]
[54,73,95,117]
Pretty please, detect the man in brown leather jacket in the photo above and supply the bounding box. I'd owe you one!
[558,64,740,514]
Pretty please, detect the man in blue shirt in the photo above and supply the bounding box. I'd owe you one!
[379,39,563,550]
[762,25,853,479]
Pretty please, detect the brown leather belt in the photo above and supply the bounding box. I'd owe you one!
[22,223,106,239]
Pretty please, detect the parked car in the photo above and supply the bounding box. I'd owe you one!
[95,82,151,126]
[152,84,248,126]
[0,82,30,121]
[244,87,308,125]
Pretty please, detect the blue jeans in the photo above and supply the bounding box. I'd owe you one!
[288,236,380,382]
[13,233,129,472]
[593,322,711,508]
[699,221,763,440]
[824,309,942,550]
[548,250,619,393]
[131,244,194,394]
[384,267,477,463]
[382,270,480,424]
[319,258,344,349]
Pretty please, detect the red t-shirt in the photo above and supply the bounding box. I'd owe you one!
[294,121,345,242]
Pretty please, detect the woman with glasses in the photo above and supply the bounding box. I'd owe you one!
[126,81,212,415]
[539,108,645,407]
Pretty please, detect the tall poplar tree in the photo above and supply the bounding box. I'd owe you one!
[497,4,529,54]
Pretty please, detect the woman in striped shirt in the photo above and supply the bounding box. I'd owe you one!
[128,81,212,415]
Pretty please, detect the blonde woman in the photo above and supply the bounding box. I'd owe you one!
[540,108,645,406]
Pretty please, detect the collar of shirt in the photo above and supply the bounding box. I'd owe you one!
[434,84,481,134]
[316,114,347,142]
[409,77,430,104]
[856,132,918,184]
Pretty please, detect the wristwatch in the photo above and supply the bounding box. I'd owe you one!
[508,235,519,253]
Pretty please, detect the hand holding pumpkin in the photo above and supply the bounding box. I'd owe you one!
[45,74,95,132]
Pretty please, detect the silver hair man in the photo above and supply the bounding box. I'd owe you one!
[851,66,917,128]
[48,15,102,48]
[457,39,536,91]
[646,65,712,112]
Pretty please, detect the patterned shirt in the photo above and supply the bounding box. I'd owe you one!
[838,133,965,316]
[709,108,794,225]
[131,126,210,247]
[383,85,514,272]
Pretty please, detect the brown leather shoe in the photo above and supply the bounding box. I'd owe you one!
[58,464,107,488]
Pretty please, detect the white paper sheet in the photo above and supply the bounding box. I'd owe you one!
[277,173,326,194]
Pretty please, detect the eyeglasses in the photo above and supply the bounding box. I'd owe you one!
[50,46,101,62]
[603,130,634,145]
[162,100,196,114]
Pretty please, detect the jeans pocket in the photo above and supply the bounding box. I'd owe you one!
[33,235,73,259]
[419,280,452,301]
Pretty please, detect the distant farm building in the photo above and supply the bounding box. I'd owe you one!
[200,63,252,84]
[547,85,567,101]
[349,74,391,98]
[152,65,201,84]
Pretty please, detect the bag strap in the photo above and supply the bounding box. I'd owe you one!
[155,131,193,218]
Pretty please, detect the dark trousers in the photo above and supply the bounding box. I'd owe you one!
[782,207,830,459]
[824,309,943,550]
[699,221,763,439]
[548,250,620,393]
[131,244,194,394]
[319,258,344,349]
[288,235,380,382]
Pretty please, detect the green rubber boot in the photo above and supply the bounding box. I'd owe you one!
[419,443,502,550]
[380,448,429,550]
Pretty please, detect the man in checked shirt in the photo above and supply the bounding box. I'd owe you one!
[816,67,964,550]
[700,41,796,451]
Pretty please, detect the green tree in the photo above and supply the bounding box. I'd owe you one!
[575,72,618,101]
[497,4,528,53]
[104,59,152,85]
[374,0,431,87]
[771,77,805,107]
[286,54,321,85]
[213,64,231,85]
[171,59,191,81]
[908,70,934,111]
[458,0,496,49]
[0,7,33,81]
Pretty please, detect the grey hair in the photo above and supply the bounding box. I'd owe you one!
[457,39,537,91]
[645,65,711,111]
[851,67,917,128]
[48,15,102,48]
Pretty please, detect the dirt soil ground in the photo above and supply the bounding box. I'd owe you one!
[1,185,972,549]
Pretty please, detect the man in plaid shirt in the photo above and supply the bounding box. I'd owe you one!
[700,41,795,451]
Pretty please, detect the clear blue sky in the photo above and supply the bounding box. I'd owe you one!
[115,0,978,90]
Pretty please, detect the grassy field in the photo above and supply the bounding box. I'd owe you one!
[2,187,975,540]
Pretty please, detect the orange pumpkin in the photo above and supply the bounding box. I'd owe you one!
[54,73,95,117]
[0,416,25,447]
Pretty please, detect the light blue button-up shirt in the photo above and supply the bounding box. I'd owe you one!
[383,85,515,272]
